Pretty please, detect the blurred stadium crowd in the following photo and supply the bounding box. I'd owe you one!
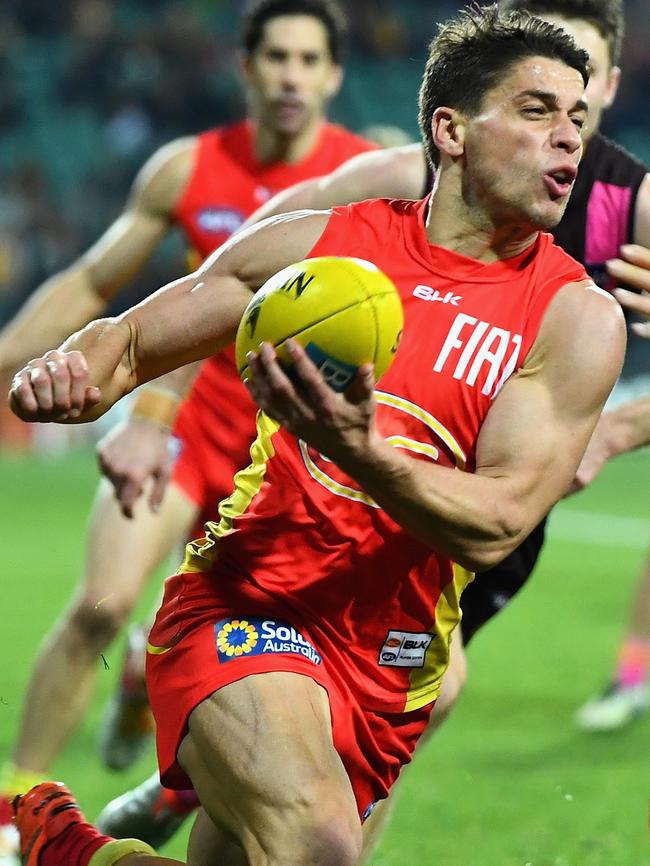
[1,0,649,326]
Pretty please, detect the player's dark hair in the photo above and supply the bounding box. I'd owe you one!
[418,3,589,168]
[241,0,348,63]
[499,0,623,66]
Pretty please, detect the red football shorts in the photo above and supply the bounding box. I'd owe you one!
[146,570,433,820]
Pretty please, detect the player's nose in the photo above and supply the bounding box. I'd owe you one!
[552,114,582,154]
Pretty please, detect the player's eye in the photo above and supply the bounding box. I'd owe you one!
[302,53,320,66]
[522,105,546,117]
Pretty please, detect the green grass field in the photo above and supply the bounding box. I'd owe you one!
[1,447,648,865]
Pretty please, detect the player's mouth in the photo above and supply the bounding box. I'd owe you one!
[543,165,577,199]
[274,98,306,122]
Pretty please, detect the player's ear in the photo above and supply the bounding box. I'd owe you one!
[603,65,621,110]
[240,51,253,84]
[324,63,344,99]
[431,107,466,159]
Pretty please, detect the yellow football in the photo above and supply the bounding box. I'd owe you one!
[235,256,403,392]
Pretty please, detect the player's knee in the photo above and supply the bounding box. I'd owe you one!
[68,591,134,647]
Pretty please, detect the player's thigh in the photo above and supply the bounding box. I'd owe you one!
[79,479,199,602]
[178,671,360,855]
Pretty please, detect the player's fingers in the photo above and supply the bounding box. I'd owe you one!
[149,468,171,514]
[631,320,650,340]
[283,340,334,410]
[345,363,375,406]
[42,353,76,415]
[619,243,650,268]
[118,477,144,519]
[63,351,93,416]
[9,368,40,418]
[613,288,650,321]
[607,259,650,293]
[27,360,56,412]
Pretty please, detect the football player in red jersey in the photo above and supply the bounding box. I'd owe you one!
[0,0,376,824]
[9,6,626,866]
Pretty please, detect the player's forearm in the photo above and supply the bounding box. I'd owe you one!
[337,435,527,572]
[118,271,251,386]
[0,268,107,376]
[598,396,650,455]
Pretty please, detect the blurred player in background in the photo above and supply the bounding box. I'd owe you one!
[8,7,625,864]
[0,0,375,844]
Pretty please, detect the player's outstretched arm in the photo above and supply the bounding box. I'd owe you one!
[240,144,428,230]
[0,138,194,378]
[247,282,625,572]
[8,211,332,424]
[570,393,650,492]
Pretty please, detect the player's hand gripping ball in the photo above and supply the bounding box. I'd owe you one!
[236,256,403,392]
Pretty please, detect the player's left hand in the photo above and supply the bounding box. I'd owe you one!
[245,339,377,462]
[608,244,650,339]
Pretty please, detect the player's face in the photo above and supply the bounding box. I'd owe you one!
[244,15,342,137]
[537,15,620,141]
[461,56,587,231]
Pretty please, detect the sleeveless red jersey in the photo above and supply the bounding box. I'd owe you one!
[171,122,376,503]
[183,197,588,713]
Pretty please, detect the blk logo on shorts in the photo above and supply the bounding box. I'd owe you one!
[378,630,434,668]
[214,618,322,665]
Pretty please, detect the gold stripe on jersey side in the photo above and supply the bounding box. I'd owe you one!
[375,391,467,470]
[146,632,183,656]
[181,411,281,574]
[403,564,475,712]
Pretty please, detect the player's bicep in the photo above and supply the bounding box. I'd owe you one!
[474,282,625,530]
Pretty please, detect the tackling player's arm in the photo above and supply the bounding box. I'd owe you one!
[0,137,195,378]
[8,211,332,423]
[571,392,650,491]
[240,144,428,229]
[247,282,625,572]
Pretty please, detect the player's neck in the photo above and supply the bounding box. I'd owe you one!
[426,178,539,263]
[252,118,323,164]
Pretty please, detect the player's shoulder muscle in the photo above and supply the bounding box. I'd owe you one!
[129,136,197,219]
[524,279,626,412]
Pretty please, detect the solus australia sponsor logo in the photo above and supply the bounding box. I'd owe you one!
[214,617,322,665]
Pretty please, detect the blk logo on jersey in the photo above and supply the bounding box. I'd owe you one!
[378,630,434,668]
[413,285,462,306]
[214,618,322,665]
[197,207,244,235]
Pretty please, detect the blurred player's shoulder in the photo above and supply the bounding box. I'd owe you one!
[131,136,198,216]
[316,143,428,205]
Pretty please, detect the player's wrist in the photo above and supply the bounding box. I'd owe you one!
[129,385,181,430]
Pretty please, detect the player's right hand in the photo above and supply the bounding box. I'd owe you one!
[8,350,101,422]
[97,418,177,518]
